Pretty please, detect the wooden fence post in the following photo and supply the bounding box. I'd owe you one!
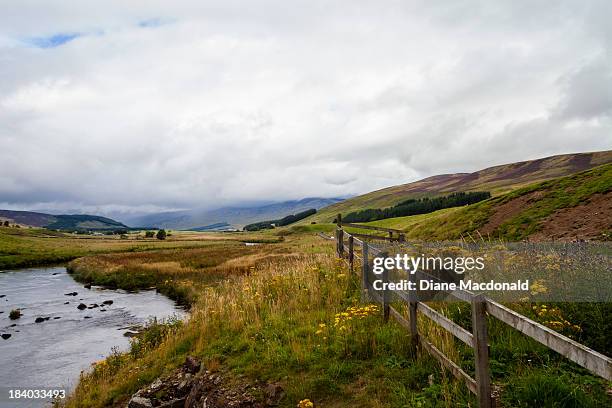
[348,235,354,273]
[338,228,344,257]
[361,241,369,301]
[335,229,339,256]
[379,251,390,322]
[471,294,492,408]
[408,271,419,354]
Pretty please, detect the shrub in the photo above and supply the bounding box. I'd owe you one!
[156,229,167,240]
[144,231,155,238]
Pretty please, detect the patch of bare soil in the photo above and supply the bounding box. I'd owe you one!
[529,193,612,241]
[480,191,545,236]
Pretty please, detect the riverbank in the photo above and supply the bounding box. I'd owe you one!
[0,266,185,407]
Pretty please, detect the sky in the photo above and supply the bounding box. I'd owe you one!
[1,0,611,217]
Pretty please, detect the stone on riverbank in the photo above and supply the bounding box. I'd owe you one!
[128,396,153,408]
[127,355,282,408]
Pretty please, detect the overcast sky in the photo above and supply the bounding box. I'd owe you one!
[1,1,611,216]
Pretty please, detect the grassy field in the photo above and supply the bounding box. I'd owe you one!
[0,227,281,270]
[39,229,608,407]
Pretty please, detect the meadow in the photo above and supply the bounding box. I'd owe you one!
[59,230,610,407]
[1,224,610,407]
[0,226,280,270]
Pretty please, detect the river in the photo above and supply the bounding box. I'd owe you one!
[0,266,186,407]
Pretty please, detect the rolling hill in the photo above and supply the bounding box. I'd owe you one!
[0,210,128,231]
[308,150,612,223]
[338,163,612,241]
[125,197,344,229]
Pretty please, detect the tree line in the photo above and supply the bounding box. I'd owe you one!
[244,208,317,231]
[343,191,491,223]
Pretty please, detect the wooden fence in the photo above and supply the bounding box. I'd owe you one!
[330,215,612,408]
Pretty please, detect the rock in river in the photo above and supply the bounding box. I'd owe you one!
[102,300,113,305]
[1,334,11,340]
[84,283,92,289]
[35,317,45,323]
[64,292,78,296]
[77,303,87,310]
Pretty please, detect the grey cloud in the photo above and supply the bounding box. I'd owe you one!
[0,1,611,213]
[554,58,612,120]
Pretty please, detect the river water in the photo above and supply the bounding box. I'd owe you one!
[0,266,186,407]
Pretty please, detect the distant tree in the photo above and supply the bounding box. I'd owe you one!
[3,221,9,227]
[343,192,491,223]
[156,229,167,240]
[145,231,155,238]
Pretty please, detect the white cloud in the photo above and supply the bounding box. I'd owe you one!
[0,0,611,213]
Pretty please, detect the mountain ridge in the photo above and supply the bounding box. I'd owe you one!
[308,150,612,223]
[125,197,344,229]
[0,210,128,230]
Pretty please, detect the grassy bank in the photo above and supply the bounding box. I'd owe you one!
[63,239,475,407]
[59,232,610,407]
[67,239,298,307]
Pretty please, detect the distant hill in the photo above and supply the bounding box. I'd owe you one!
[125,197,344,229]
[0,210,128,231]
[308,150,612,223]
[362,163,612,241]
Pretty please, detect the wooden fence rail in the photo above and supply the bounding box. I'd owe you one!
[329,220,612,407]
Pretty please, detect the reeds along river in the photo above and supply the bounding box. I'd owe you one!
[0,266,186,407]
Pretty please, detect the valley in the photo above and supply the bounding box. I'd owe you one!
[1,151,610,407]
